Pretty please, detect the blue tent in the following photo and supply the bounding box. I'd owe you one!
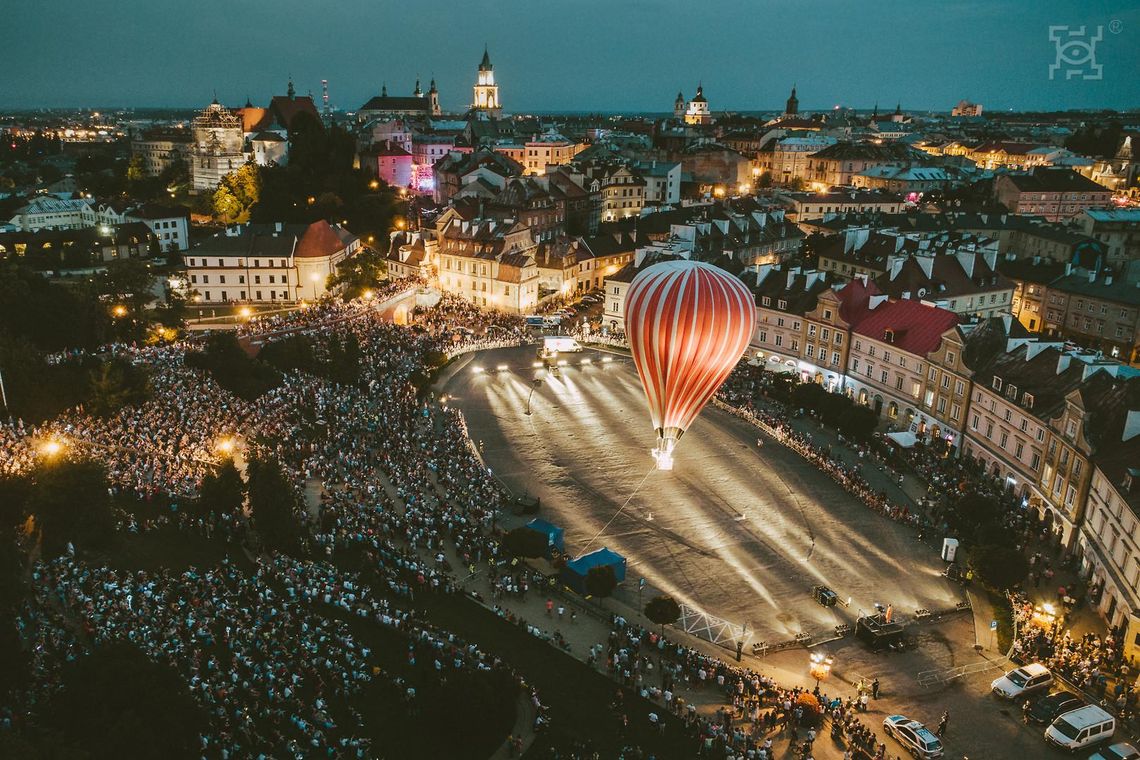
[561,547,627,594]
[525,518,565,558]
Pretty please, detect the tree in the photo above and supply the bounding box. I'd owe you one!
[327,245,388,300]
[125,154,146,182]
[644,594,681,635]
[85,359,151,418]
[836,406,878,442]
[198,460,244,520]
[584,565,617,597]
[0,265,110,350]
[184,332,281,400]
[27,459,115,557]
[40,642,205,760]
[502,527,548,558]
[97,259,156,315]
[967,543,1029,590]
[212,163,260,223]
[246,456,300,550]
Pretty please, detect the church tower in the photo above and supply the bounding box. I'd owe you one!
[674,90,685,119]
[472,46,501,118]
[784,84,798,117]
[414,77,423,97]
[429,77,441,117]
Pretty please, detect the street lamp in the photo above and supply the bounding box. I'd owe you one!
[309,271,321,300]
[111,304,128,318]
[238,306,252,320]
[809,652,834,688]
[39,438,65,458]
[525,378,542,416]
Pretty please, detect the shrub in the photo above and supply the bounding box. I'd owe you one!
[584,565,617,597]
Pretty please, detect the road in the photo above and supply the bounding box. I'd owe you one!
[443,345,964,644]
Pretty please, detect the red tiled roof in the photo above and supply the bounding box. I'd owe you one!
[295,221,345,259]
[853,299,959,355]
[835,277,881,326]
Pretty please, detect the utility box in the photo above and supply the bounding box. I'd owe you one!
[942,537,959,563]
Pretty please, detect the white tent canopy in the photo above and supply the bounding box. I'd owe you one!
[885,431,917,448]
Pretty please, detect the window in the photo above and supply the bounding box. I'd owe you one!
[821,328,831,341]
[808,325,817,337]
[880,369,888,383]
[883,350,891,363]
[806,345,815,358]
[202,275,209,284]
[986,422,994,438]
[852,358,860,372]
[835,333,843,345]
[774,335,782,347]
[946,351,956,367]
[777,299,787,310]
[992,377,1003,391]
[1015,441,1024,458]
[999,431,1008,448]
[762,296,771,306]
[832,351,840,365]
[823,309,833,320]
[937,397,947,414]
[1031,453,1041,471]
[895,375,904,390]
[955,380,965,396]
[951,403,961,421]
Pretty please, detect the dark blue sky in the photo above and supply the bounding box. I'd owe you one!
[4,0,1139,113]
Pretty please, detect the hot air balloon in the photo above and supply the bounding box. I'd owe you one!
[624,260,756,470]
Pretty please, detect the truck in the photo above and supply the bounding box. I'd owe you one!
[541,336,583,356]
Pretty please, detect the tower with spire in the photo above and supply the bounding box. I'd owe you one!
[673,90,685,119]
[414,77,423,97]
[472,46,501,117]
[784,84,799,118]
[678,84,711,125]
[428,77,441,117]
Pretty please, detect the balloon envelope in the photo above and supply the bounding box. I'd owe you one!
[623,260,756,469]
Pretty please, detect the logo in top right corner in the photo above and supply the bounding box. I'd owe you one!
[1048,25,1104,80]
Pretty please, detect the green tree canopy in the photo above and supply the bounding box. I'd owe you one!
[247,456,300,550]
[644,594,681,634]
[40,642,206,760]
[584,564,617,597]
[212,163,261,224]
[27,459,115,557]
[967,543,1029,590]
[197,459,245,520]
[502,526,548,558]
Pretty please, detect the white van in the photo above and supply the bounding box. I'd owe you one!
[1045,704,1115,751]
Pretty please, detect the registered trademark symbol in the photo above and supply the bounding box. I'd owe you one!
[1109,19,1123,34]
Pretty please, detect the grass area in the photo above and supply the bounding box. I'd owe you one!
[992,590,1015,655]
[101,527,249,573]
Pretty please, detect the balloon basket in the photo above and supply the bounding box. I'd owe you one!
[651,441,674,471]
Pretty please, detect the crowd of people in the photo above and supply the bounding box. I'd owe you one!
[1,291,550,756]
[4,279,1095,759]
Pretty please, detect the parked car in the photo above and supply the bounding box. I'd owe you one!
[1045,704,1115,751]
[883,715,944,759]
[991,662,1053,700]
[1090,742,1140,760]
[1028,691,1084,725]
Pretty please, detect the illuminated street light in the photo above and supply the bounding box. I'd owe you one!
[808,652,834,687]
[309,271,321,300]
[215,437,236,456]
[471,365,484,374]
[362,289,375,300]
[111,304,128,318]
[238,306,252,320]
[39,438,64,457]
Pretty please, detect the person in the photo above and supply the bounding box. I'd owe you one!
[937,710,949,737]
[1022,699,1031,724]
[546,598,554,617]
[871,677,880,699]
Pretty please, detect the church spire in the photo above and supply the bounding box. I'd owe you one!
[414,76,423,97]
[479,45,493,72]
[429,76,437,94]
[287,77,295,99]
[381,82,387,98]
[785,83,799,117]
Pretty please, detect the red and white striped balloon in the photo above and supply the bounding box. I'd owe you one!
[624,260,756,469]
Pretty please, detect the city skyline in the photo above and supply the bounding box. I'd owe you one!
[4,0,1139,113]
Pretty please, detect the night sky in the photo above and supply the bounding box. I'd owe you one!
[4,0,1139,112]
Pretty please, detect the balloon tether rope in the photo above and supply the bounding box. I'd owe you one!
[580,465,655,553]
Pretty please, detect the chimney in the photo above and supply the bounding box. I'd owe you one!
[1124,410,1140,443]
